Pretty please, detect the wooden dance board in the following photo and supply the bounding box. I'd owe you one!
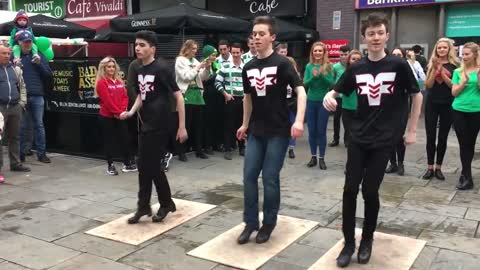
[85,199,216,245]
[188,215,318,270]
[308,229,426,270]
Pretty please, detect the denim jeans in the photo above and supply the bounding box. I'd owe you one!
[20,96,46,159]
[243,135,289,228]
[288,109,296,147]
[306,100,329,157]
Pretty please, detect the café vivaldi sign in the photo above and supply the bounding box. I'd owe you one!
[65,0,125,20]
[207,0,305,18]
[356,0,479,9]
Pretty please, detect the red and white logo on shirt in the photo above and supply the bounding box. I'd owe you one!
[356,72,396,106]
[138,75,155,101]
[246,67,278,96]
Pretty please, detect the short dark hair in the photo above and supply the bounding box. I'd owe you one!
[135,30,157,47]
[275,42,288,50]
[218,40,230,47]
[253,16,277,35]
[339,45,351,53]
[412,45,422,54]
[361,13,389,36]
[231,42,242,49]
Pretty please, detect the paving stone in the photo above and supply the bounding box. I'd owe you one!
[411,246,439,270]
[199,208,243,229]
[377,209,445,238]
[93,213,128,223]
[0,262,31,270]
[379,182,413,198]
[429,216,478,237]
[220,197,244,211]
[42,197,92,212]
[66,202,129,219]
[54,232,138,261]
[298,227,343,249]
[279,203,341,227]
[420,230,480,255]
[430,249,480,270]
[260,260,306,270]
[119,238,216,270]
[3,187,66,204]
[49,253,137,270]
[273,243,327,268]
[451,192,480,209]
[282,193,340,212]
[0,234,80,269]
[109,197,137,209]
[211,265,241,270]
[0,207,99,242]
[465,208,480,221]
[165,224,227,244]
[399,200,467,218]
[404,186,456,204]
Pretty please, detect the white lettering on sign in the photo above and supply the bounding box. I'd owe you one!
[66,0,124,18]
[67,0,92,18]
[23,1,54,12]
[245,0,279,14]
[131,18,156,28]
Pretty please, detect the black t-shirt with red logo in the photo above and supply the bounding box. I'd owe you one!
[335,55,420,148]
[242,52,302,137]
[136,59,179,133]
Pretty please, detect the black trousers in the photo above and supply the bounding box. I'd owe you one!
[167,112,181,155]
[137,131,174,210]
[425,102,453,165]
[389,117,408,164]
[453,110,480,179]
[100,116,131,166]
[224,97,244,151]
[343,143,391,243]
[204,88,224,148]
[333,97,344,142]
[184,104,205,153]
[341,109,354,145]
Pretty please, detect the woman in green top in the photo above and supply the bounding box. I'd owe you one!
[451,42,480,190]
[304,42,335,170]
[341,50,362,148]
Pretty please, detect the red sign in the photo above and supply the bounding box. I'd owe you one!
[65,0,126,21]
[321,39,349,58]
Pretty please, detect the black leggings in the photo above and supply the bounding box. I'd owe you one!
[224,98,244,151]
[343,143,390,243]
[453,110,480,179]
[389,118,407,164]
[183,104,205,153]
[333,97,344,142]
[137,131,174,210]
[425,102,453,165]
[100,116,131,166]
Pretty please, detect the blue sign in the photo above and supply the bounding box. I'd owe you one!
[356,0,476,10]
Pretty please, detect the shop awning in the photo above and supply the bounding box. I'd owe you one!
[110,3,251,34]
[93,27,176,43]
[0,14,96,39]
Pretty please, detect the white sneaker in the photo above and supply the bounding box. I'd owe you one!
[122,164,137,173]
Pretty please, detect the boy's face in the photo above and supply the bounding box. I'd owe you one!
[339,51,349,64]
[135,38,155,60]
[252,24,275,54]
[218,45,230,59]
[231,47,241,61]
[362,24,389,54]
[17,18,27,27]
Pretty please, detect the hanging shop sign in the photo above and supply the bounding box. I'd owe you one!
[355,0,478,10]
[13,0,65,19]
[47,59,130,114]
[206,0,305,18]
[446,4,480,37]
[322,39,349,58]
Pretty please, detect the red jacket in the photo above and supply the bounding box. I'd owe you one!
[96,77,128,118]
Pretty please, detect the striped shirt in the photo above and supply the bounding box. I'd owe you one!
[241,51,256,64]
[214,62,244,97]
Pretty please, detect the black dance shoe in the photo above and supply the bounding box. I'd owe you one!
[385,163,398,174]
[237,226,258,245]
[434,169,445,180]
[358,238,373,264]
[336,241,355,268]
[422,169,434,180]
[256,224,275,244]
[307,156,317,168]
[127,208,152,224]
[152,203,176,223]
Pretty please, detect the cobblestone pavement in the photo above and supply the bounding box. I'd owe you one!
[0,119,479,270]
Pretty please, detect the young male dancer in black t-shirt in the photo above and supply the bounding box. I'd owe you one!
[236,16,307,244]
[120,30,188,224]
[323,13,422,267]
